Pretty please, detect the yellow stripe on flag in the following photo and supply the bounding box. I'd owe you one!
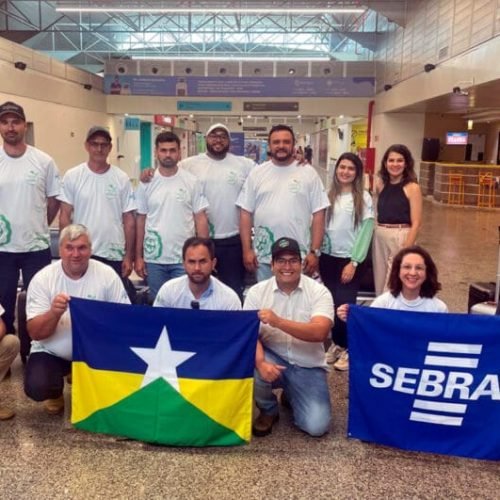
[179,378,254,442]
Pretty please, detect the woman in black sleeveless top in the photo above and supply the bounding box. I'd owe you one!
[372,144,422,295]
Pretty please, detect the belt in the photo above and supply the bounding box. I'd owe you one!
[377,223,411,228]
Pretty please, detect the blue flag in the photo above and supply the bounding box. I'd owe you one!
[69,298,259,446]
[348,305,500,460]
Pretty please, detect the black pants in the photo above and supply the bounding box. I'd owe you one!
[24,351,71,401]
[319,254,363,348]
[91,256,137,303]
[213,235,245,303]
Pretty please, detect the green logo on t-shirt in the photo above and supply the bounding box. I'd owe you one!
[321,233,332,255]
[105,184,118,199]
[105,243,125,260]
[27,233,49,251]
[226,170,238,186]
[144,230,163,260]
[26,169,40,185]
[254,226,274,257]
[208,221,215,239]
[0,215,12,246]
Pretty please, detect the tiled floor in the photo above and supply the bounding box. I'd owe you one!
[1,199,499,499]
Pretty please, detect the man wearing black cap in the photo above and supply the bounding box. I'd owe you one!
[59,126,136,300]
[0,101,61,348]
[243,237,334,438]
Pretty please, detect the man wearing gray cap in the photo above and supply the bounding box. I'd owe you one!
[180,123,255,301]
[59,126,136,300]
[0,101,61,359]
[141,123,254,301]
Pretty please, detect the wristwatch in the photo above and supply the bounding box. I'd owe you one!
[310,248,321,257]
[351,261,358,268]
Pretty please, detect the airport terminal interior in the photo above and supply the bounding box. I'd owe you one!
[0,1,500,498]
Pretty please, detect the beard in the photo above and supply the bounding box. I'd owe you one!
[206,142,229,158]
[158,158,177,169]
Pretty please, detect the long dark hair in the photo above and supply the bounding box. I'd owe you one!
[379,144,417,186]
[328,152,365,227]
[388,246,441,298]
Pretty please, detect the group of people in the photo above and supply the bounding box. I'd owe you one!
[0,98,449,440]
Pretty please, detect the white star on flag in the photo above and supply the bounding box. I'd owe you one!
[130,326,196,391]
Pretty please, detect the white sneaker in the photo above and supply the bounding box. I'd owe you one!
[333,350,349,371]
[326,344,344,364]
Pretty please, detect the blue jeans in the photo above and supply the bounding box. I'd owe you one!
[146,262,185,301]
[24,352,71,401]
[254,348,331,436]
[256,263,273,282]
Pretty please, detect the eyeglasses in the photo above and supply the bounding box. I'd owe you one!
[190,300,200,309]
[88,141,111,149]
[275,257,301,266]
[207,133,229,142]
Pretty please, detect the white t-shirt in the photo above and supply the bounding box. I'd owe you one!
[154,275,241,311]
[0,303,4,316]
[26,259,130,360]
[322,191,374,257]
[236,161,329,264]
[0,145,60,252]
[180,152,255,238]
[243,275,334,368]
[135,169,209,264]
[371,292,448,313]
[58,163,136,261]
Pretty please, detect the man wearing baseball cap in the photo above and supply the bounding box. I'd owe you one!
[244,236,334,438]
[0,101,61,363]
[58,125,137,301]
[141,122,255,302]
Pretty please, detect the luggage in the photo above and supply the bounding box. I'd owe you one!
[469,226,499,315]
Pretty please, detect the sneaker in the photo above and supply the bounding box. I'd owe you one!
[333,350,349,372]
[252,412,279,437]
[326,344,345,364]
[43,395,64,415]
[0,406,15,421]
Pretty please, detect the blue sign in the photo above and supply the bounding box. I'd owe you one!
[348,306,500,460]
[177,101,232,112]
[124,117,141,130]
[104,75,374,98]
[229,132,245,156]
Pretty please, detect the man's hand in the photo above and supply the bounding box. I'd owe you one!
[50,293,71,319]
[337,303,349,322]
[302,252,318,276]
[243,248,258,273]
[258,309,281,328]
[134,257,147,279]
[256,359,286,383]
[139,168,155,183]
[121,256,133,278]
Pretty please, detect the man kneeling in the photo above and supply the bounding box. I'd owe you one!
[244,237,334,437]
[24,224,130,414]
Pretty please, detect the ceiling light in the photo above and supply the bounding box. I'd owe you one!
[14,61,27,71]
[57,7,365,15]
[288,68,296,75]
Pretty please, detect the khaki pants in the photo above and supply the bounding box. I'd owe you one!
[372,225,410,296]
[0,335,20,381]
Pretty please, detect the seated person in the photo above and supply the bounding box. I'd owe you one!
[244,237,334,438]
[154,237,241,311]
[24,224,130,415]
[338,245,448,320]
[0,304,20,420]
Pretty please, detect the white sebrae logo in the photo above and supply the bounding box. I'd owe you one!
[369,342,500,427]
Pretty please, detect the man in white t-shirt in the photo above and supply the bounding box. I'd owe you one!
[243,237,334,437]
[135,131,209,301]
[0,302,20,420]
[24,224,130,415]
[59,126,137,301]
[0,101,61,362]
[237,124,329,282]
[154,237,241,311]
[181,124,255,301]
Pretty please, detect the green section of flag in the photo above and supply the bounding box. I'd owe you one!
[74,378,246,446]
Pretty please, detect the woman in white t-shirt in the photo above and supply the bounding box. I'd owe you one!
[338,245,448,323]
[319,153,374,372]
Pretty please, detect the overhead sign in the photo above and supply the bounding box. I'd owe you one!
[124,117,141,130]
[244,102,299,112]
[177,101,232,112]
[104,75,374,97]
[154,115,176,127]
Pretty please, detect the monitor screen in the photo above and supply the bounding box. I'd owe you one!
[446,132,468,145]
